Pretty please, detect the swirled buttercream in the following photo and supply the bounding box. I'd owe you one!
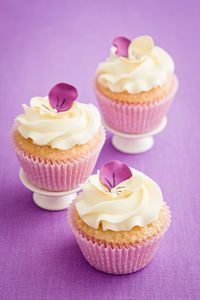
[97,37,175,94]
[76,169,163,231]
[15,97,101,150]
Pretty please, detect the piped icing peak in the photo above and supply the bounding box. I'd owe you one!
[15,83,101,150]
[97,35,175,94]
[76,161,163,231]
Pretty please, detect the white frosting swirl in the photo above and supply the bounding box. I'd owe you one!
[76,169,163,231]
[15,97,101,150]
[97,45,175,94]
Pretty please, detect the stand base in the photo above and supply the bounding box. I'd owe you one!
[112,135,154,154]
[19,169,81,211]
[32,192,76,211]
[104,117,167,154]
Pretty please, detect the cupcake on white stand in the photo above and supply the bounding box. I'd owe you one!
[11,83,105,211]
[94,35,178,153]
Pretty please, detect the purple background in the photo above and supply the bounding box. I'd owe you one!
[0,0,200,299]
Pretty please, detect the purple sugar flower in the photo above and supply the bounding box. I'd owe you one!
[112,36,131,57]
[49,83,78,112]
[99,160,132,191]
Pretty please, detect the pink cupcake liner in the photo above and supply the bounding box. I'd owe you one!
[68,202,171,275]
[10,125,105,192]
[94,75,178,134]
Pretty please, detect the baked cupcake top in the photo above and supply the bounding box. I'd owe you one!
[76,160,163,231]
[97,35,175,94]
[15,83,101,150]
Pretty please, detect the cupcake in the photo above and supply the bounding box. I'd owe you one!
[11,83,105,191]
[94,35,178,134]
[68,160,171,274]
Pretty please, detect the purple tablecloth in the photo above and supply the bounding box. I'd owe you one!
[0,0,199,299]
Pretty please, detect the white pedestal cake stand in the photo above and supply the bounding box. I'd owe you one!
[103,117,167,154]
[19,168,81,211]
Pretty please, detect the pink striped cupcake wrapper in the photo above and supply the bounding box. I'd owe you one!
[68,202,171,275]
[10,125,105,192]
[94,75,178,134]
